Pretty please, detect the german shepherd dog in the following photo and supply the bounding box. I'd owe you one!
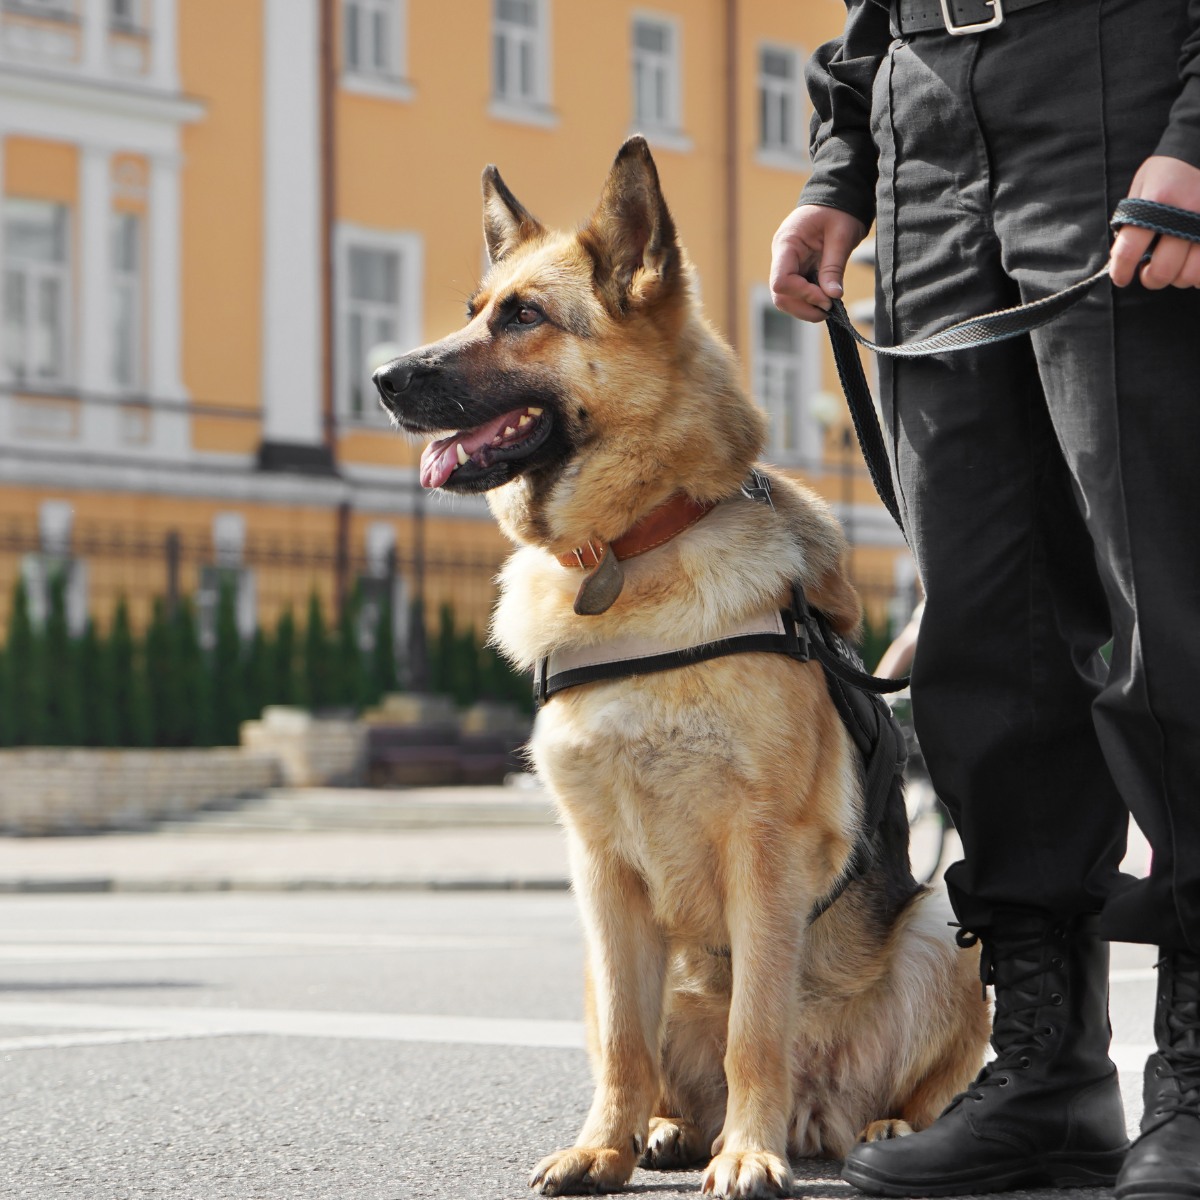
[373,138,990,1198]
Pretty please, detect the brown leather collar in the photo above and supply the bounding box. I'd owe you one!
[557,493,718,570]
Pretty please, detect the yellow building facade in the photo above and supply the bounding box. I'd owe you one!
[0,0,912,653]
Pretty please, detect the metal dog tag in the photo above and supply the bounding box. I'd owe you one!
[573,545,624,616]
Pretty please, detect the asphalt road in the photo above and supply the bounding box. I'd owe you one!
[0,891,1160,1200]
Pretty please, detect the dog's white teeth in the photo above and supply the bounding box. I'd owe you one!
[504,426,516,437]
[456,443,468,466]
[518,415,532,429]
[527,406,543,417]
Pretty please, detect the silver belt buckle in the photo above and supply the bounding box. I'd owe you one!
[938,0,1004,34]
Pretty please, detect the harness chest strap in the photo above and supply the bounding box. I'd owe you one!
[534,607,810,705]
[531,586,909,923]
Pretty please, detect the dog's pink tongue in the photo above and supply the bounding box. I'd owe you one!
[419,438,462,490]
[418,408,528,489]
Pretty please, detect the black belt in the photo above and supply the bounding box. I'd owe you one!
[896,0,1051,36]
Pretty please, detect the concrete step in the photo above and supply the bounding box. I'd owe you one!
[156,784,557,834]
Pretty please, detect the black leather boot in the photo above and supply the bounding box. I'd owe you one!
[841,913,1130,1196]
[1115,949,1200,1200]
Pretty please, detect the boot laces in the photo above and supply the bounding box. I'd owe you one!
[947,926,1063,1106]
[1153,952,1200,1119]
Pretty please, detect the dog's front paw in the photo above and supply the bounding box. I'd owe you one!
[641,1117,709,1169]
[529,1145,636,1195]
[856,1118,914,1143]
[701,1150,792,1198]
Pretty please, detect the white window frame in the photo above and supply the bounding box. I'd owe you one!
[341,0,413,100]
[335,224,423,426]
[757,42,809,170]
[489,0,555,128]
[751,285,821,467]
[111,210,142,393]
[631,12,684,145]
[3,198,72,390]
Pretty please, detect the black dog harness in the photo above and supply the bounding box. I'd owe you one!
[532,479,910,922]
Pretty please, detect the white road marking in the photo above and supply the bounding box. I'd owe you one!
[0,945,316,963]
[0,930,535,949]
[1110,968,1158,984]
[0,1028,227,1053]
[0,931,538,964]
[1111,1043,1156,1076]
[0,1001,586,1051]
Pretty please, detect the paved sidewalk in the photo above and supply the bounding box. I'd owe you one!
[0,782,1154,897]
[0,785,572,894]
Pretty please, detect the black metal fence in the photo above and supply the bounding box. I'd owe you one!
[0,511,908,673]
[0,515,510,690]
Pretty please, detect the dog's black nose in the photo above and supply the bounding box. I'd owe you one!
[372,358,416,412]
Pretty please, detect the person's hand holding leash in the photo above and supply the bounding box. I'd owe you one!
[770,204,867,322]
[1110,155,1200,289]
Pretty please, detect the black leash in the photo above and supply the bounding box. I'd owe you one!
[824,198,1200,532]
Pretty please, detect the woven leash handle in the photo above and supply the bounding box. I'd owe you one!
[825,198,1200,534]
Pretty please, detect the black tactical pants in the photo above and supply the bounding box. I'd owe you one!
[874,0,1200,951]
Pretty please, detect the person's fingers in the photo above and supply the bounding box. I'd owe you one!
[1109,225,1155,287]
[768,235,807,297]
[818,220,861,300]
[1175,242,1200,289]
[1141,234,1191,289]
[772,273,834,322]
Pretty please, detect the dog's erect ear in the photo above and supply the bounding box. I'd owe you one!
[482,166,545,265]
[582,136,681,310]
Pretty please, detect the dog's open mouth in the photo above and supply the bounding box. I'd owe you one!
[418,404,549,489]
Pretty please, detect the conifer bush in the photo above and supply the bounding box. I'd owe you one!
[0,576,532,747]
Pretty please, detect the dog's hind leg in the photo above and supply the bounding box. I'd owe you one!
[642,1116,712,1169]
[643,975,729,1170]
[530,841,667,1196]
[857,1119,915,1143]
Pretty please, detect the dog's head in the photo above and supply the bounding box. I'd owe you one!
[374,136,765,551]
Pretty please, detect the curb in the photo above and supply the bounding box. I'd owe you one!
[0,875,572,894]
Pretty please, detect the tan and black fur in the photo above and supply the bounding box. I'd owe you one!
[374,138,990,1199]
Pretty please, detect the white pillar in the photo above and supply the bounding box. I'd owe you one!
[261,0,324,449]
[0,131,8,392]
[147,149,189,456]
[81,0,108,77]
[78,144,119,449]
[150,0,179,92]
[0,130,11,449]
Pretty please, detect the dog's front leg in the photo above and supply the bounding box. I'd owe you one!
[703,867,802,1199]
[530,842,666,1196]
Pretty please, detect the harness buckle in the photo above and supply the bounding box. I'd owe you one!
[938,0,1003,34]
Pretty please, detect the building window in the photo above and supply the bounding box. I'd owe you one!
[343,0,402,80]
[754,292,819,464]
[336,227,422,422]
[111,212,142,392]
[3,199,71,388]
[492,0,549,110]
[632,15,681,133]
[758,44,808,164]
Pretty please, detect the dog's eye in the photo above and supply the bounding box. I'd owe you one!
[512,306,543,327]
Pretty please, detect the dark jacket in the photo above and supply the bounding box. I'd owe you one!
[798,0,1200,225]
